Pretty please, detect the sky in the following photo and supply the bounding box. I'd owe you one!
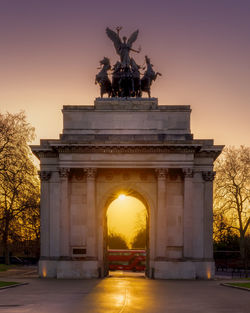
[0,0,250,147]
[107,195,146,246]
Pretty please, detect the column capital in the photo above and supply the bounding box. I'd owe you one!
[59,168,70,178]
[155,168,168,179]
[39,170,51,181]
[84,168,97,178]
[183,168,194,178]
[202,171,216,181]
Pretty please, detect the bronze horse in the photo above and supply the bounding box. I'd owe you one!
[141,56,161,98]
[95,57,112,98]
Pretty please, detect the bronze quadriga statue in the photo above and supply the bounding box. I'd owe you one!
[95,27,161,98]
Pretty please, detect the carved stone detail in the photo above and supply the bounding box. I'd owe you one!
[183,168,194,178]
[202,171,216,181]
[36,151,59,158]
[39,171,51,181]
[55,145,197,154]
[70,169,85,181]
[155,168,168,179]
[84,168,97,178]
[59,168,70,178]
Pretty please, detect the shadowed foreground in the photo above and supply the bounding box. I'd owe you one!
[0,272,249,312]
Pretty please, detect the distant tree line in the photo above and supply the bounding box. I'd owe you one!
[108,228,147,250]
[108,211,147,250]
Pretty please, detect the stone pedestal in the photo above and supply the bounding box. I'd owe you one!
[32,98,223,279]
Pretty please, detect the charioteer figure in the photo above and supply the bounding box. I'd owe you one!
[106,26,141,68]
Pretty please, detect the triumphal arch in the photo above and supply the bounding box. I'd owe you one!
[32,27,223,279]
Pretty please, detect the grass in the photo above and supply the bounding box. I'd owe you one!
[228,282,250,289]
[0,264,13,272]
[0,281,19,288]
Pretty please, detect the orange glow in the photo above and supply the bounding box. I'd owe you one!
[1,3,250,149]
[118,194,126,200]
[42,266,47,278]
[206,267,212,279]
[107,196,147,246]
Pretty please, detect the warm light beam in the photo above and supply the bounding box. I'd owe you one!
[118,194,126,200]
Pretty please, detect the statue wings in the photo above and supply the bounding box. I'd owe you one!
[106,27,121,55]
[106,27,139,53]
[127,30,139,48]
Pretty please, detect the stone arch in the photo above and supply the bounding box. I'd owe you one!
[97,182,156,277]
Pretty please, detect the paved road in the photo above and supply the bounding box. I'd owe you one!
[0,271,249,313]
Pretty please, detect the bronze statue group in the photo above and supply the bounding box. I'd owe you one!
[95,27,161,98]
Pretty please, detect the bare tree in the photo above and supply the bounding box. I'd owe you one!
[131,228,146,249]
[0,112,39,264]
[214,146,250,263]
[108,231,128,249]
[131,211,147,249]
[0,112,35,169]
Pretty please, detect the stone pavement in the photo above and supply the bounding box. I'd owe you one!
[0,270,249,313]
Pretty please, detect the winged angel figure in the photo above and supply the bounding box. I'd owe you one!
[106,27,140,68]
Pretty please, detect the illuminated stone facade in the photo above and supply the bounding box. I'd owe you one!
[31,98,223,279]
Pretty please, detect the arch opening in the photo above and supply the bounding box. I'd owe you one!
[103,192,149,277]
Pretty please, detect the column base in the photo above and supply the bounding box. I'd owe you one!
[39,260,99,279]
[154,260,214,279]
[39,259,214,280]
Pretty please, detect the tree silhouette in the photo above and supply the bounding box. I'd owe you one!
[131,228,146,249]
[108,232,128,249]
[214,146,250,264]
[131,210,147,249]
[0,112,40,264]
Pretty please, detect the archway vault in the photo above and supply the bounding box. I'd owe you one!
[96,179,156,278]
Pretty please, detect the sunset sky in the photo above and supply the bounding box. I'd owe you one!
[1,0,250,147]
[107,195,146,246]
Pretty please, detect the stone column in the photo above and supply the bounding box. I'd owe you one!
[84,168,97,258]
[49,171,61,257]
[59,168,70,258]
[202,171,215,259]
[155,168,167,258]
[39,171,51,258]
[183,168,193,258]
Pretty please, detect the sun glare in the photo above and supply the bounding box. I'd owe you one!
[118,194,126,200]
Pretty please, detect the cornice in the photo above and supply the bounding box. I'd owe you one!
[31,143,223,159]
[195,148,224,160]
[54,145,198,154]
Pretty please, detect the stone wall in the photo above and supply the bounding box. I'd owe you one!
[32,99,223,279]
